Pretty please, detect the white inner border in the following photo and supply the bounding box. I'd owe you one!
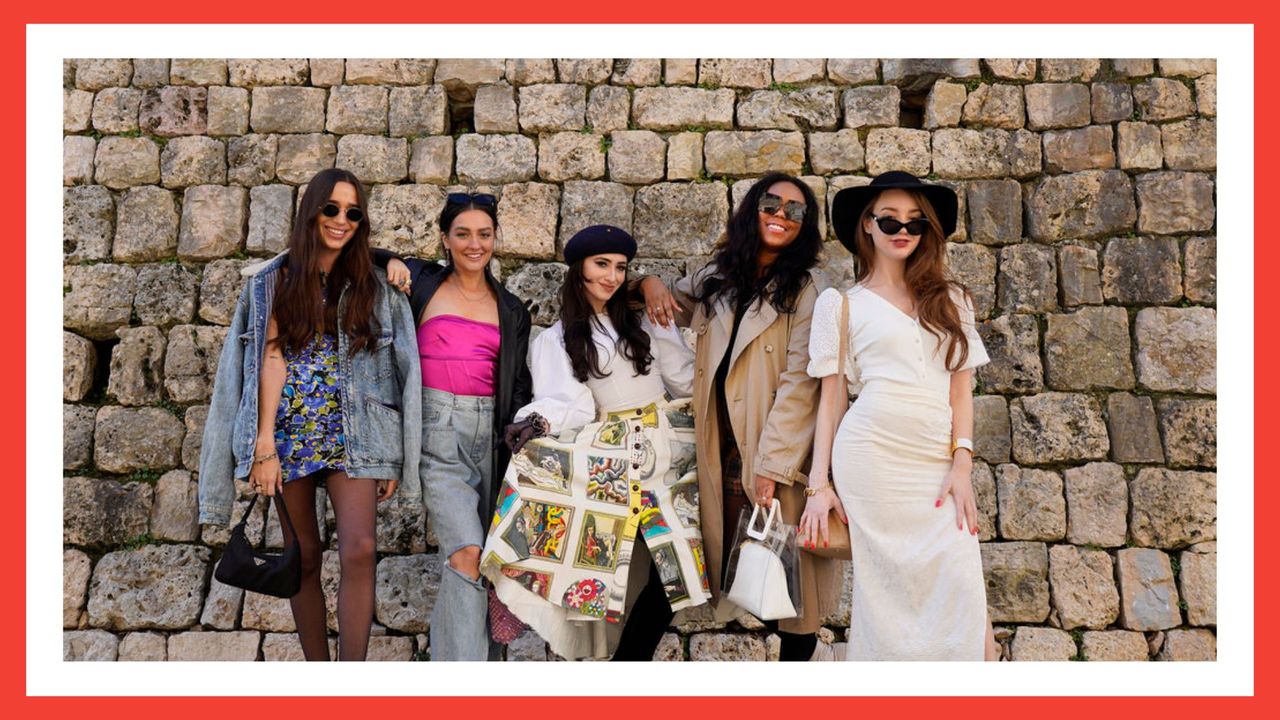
[30,24,1253,697]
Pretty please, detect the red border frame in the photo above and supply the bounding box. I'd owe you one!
[15,3,1267,716]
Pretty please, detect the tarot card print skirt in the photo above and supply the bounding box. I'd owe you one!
[480,397,711,660]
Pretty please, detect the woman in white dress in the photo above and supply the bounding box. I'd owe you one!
[800,171,999,660]
[480,225,710,660]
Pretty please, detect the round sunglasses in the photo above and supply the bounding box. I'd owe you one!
[871,216,931,237]
[320,202,364,224]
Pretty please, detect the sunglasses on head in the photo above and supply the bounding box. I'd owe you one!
[871,216,931,237]
[320,203,364,223]
[757,193,807,222]
[446,192,498,207]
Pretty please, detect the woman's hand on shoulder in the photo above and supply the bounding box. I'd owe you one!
[640,276,684,328]
[386,258,411,294]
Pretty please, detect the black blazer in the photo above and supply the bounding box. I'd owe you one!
[374,251,533,524]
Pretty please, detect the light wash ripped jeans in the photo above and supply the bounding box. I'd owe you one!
[420,386,501,661]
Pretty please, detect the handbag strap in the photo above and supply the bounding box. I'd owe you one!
[746,499,781,541]
[234,492,299,539]
[837,291,849,382]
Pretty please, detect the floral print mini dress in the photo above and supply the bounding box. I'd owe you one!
[274,331,346,482]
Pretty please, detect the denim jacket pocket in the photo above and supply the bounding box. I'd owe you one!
[362,398,404,462]
[370,332,396,382]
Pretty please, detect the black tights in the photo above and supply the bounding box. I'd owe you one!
[278,471,378,661]
[610,557,673,661]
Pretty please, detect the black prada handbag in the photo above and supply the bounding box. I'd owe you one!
[213,494,301,598]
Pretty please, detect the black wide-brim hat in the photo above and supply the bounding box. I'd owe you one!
[563,224,637,265]
[830,171,959,253]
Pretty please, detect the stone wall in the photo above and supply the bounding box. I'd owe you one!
[62,58,1217,662]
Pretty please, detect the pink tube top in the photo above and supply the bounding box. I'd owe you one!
[417,314,499,397]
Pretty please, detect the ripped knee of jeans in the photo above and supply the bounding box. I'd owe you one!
[446,545,482,582]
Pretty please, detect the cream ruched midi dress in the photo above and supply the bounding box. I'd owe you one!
[807,285,990,660]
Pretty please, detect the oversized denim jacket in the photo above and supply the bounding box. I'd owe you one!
[197,252,422,526]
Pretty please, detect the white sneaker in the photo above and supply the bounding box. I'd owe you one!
[809,640,846,661]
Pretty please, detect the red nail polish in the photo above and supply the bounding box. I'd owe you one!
[824,541,829,548]
[935,499,942,508]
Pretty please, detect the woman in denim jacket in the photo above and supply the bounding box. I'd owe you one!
[198,168,421,661]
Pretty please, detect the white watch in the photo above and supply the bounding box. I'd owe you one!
[951,437,974,455]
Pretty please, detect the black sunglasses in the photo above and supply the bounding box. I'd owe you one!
[320,203,364,223]
[446,192,498,207]
[872,216,931,237]
[757,193,807,222]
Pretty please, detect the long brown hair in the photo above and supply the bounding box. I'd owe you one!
[851,189,971,371]
[271,168,379,356]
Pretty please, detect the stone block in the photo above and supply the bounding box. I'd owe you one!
[1024,83,1091,130]
[91,87,141,133]
[373,554,440,633]
[1111,59,1154,77]
[998,244,1057,314]
[586,85,630,134]
[75,59,133,90]
[88,545,210,630]
[94,136,160,189]
[1196,74,1216,116]
[611,58,662,86]
[1129,469,1216,548]
[107,325,166,405]
[326,85,388,135]
[555,59,612,85]
[518,83,587,133]
[1040,59,1100,81]
[149,469,199,542]
[1012,627,1077,661]
[932,128,1037,180]
[1044,306,1134,390]
[607,130,666,184]
[63,263,137,340]
[409,137,454,185]
[975,314,1043,395]
[118,631,168,661]
[1161,118,1216,171]
[981,542,1050,623]
[161,136,227,189]
[961,83,1025,129]
[633,182,729,258]
[138,86,207,137]
[841,85,900,128]
[494,182,559,260]
[704,130,805,177]
[93,406,184,473]
[558,181,634,248]
[881,59,981,93]
[182,405,208,471]
[64,630,119,661]
[344,59,434,85]
[242,591,296,632]
[228,133,280,186]
[275,134,335,185]
[435,59,506,102]
[169,59,227,86]
[1024,170,1137,241]
[1102,237,1182,305]
[1091,82,1134,124]
[64,548,92,628]
[1042,126,1114,174]
[63,186,114,263]
[113,186,180,261]
[1184,236,1216,305]
[973,396,1011,464]
[864,127,930,176]
[198,258,251,325]
[456,134,537,184]
[64,88,93,131]
[1135,171,1215,234]
[64,403,96,470]
[200,576,244,630]
[1134,307,1215,393]
[1064,462,1129,547]
[167,631,260,661]
[505,263,568,326]
[537,131,606,182]
[309,58,345,87]
[689,633,767,661]
[368,184,446,258]
[996,465,1066,541]
[122,58,166,88]
[246,184,294,255]
[64,136,96,186]
[771,58,826,84]
[336,135,408,184]
[1159,59,1215,78]
[207,86,250,136]
[983,59,1036,81]
[1158,629,1216,660]
[631,87,735,130]
[389,85,449,137]
[1106,393,1165,464]
[1082,631,1149,661]
[228,59,309,86]
[924,81,967,129]
[697,59,771,89]
[250,86,327,133]
[1178,550,1216,626]
[662,59,697,85]
[1117,121,1163,171]
[1116,548,1181,631]
[163,324,227,403]
[827,59,879,85]
[1133,78,1195,121]
[1049,545,1118,629]
[473,83,517,134]
[965,179,1021,246]
[1057,245,1103,307]
[1009,392,1109,464]
[1156,397,1215,469]
[178,185,247,260]
[946,243,996,319]
[666,132,704,181]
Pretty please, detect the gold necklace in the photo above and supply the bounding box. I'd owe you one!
[452,275,489,302]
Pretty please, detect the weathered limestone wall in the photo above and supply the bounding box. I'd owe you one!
[63,58,1216,661]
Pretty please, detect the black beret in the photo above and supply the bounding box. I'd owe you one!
[563,224,638,265]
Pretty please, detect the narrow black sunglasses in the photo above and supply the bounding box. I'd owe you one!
[320,203,364,223]
[872,216,931,236]
[446,192,498,207]
[757,193,807,222]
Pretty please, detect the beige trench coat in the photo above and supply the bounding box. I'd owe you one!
[673,266,840,635]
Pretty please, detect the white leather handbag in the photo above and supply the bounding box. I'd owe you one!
[726,500,799,621]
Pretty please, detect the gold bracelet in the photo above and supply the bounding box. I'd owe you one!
[253,452,278,464]
[804,485,833,497]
